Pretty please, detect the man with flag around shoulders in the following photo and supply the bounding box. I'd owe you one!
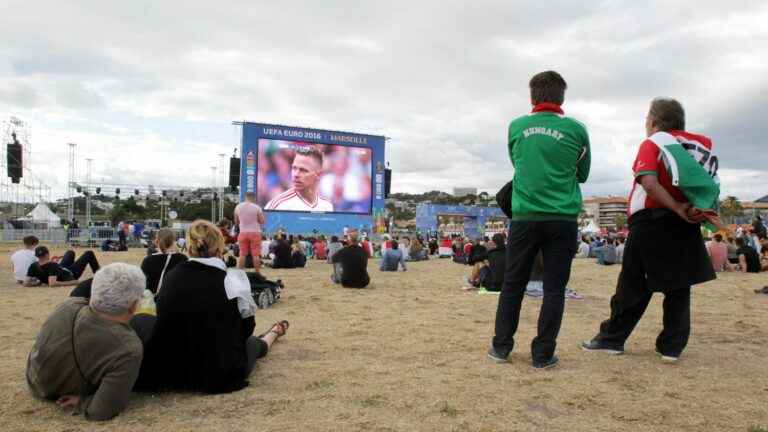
[488,70,591,369]
[582,98,718,363]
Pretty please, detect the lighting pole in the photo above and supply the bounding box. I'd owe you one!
[85,158,92,228]
[210,166,217,222]
[67,143,76,223]
[218,153,226,221]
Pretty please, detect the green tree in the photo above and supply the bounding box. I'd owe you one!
[613,214,627,230]
[719,196,743,224]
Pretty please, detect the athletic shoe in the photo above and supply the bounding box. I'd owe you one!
[656,350,679,363]
[532,356,559,369]
[754,286,768,294]
[581,340,625,355]
[487,347,509,363]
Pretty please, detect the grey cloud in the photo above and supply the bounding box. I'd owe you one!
[1,1,766,199]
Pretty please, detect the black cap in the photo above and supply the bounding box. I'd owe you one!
[34,246,50,258]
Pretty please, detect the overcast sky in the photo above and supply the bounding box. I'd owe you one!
[1,0,766,201]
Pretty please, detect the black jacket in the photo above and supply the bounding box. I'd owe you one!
[331,245,370,288]
[483,247,506,292]
[136,260,254,393]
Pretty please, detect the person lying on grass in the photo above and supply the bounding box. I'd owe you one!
[25,246,100,287]
[26,263,145,421]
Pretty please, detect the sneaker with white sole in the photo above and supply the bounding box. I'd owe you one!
[487,347,509,363]
[581,339,624,355]
[532,355,559,369]
[656,350,679,363]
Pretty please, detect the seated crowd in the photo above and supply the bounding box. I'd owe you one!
[20,220,290,421]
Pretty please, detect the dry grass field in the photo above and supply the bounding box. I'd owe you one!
[0,245,767,431]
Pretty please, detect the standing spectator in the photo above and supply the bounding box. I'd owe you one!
[133,222,144,243]
[234,192,266,271]
[117,221,127,251]
[313,236,327,260]
[489,70,590,369]
[331,230,370,288]
[582,97,717,363]
[753,216,767,239]
[11,235,39,284]
[615,237,626,263]
[726,237,739,264]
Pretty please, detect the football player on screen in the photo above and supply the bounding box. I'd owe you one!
[266,145,334,212]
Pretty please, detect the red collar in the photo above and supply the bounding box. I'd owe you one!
[531,103,564,114]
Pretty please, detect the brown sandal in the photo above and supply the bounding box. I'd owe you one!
[260,320,290,338]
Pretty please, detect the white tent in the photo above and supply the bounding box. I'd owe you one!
[26,203,61,227]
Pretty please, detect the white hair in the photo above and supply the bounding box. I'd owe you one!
[90,263,146,315]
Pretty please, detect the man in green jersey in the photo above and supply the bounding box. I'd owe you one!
[488,71,590,369]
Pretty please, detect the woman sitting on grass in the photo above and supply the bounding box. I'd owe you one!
[140,228,187,294]
[135,219,289,394]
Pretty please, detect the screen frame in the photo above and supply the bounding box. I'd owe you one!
[256,138,375,216]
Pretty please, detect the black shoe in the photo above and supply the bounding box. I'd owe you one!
[581,339,624,355]
[487,347,509,363]
[532,356,559,369]
[754,286,768,294]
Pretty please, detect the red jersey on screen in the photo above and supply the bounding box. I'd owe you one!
[627,130,713,217]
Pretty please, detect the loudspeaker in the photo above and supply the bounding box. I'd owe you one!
[7,132,22,183]
[384,168,392,198]
[229,157,241,188]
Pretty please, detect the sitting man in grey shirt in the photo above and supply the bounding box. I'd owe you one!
[26,263,146,421]
[380,240,407,272]
[594,239,618,266]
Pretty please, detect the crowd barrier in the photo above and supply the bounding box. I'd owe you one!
[1,228,68,244]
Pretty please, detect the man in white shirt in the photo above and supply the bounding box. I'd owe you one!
[265,146,333,212]
[12,236,39,284]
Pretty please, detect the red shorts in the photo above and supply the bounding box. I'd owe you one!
[238,232,262,258]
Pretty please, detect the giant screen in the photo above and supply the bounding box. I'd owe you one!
[239,123,387,235]
[255,139,373,214]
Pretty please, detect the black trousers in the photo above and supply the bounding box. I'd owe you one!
[118,231,127,250]
[595,283,691,356]
[492,220,578,362]
[59,250,101,279]
[592,209,715,357]
[244,336,269,377]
